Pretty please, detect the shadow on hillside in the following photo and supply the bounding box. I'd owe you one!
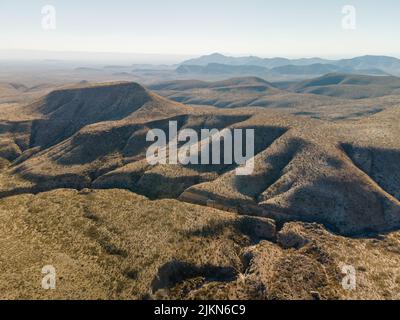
[185,216,276,244]
[29,83,152,148]
[151,260,237,293]
[51,113,252,166]
[180,171,400,238]
[8,123,288,200]
[185,125,288,174]
[342,143,400,201]
[233,137,306,199]
[260,175,400,237]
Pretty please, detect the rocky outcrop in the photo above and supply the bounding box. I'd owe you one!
[277,222,311,249]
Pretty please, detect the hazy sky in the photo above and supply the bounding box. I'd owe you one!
[0,0,399,59]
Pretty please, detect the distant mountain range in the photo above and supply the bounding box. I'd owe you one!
[176,63,270,76]
[178,53,400,77]
[181,53,330,68]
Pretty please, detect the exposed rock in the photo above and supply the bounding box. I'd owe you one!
[277,222,311,249]
[237,216,276,241]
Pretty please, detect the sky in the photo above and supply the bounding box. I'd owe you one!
[0,0,399,61]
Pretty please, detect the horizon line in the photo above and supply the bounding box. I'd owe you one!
[1,49,400,61]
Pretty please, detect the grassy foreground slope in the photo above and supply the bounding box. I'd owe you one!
[0,188,399,300]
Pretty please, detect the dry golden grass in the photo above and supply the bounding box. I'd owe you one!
[0,188,249,299]
[0,188,399,300]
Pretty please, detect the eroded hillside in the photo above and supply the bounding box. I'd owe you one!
[0,80,399,299]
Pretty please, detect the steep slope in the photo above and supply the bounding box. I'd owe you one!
[27,82,190,148]
[179,112,400,236]
[149,77,274,91]
[151,77,345,110]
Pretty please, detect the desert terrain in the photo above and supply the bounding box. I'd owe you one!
[1,54,400,300]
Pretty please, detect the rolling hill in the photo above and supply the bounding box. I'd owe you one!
[291,73,400,99]
[149,77,275,92]
[176,63,269,76]
[1,80,400,299]
[150,75,400,121]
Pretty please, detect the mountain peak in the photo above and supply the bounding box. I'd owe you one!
[208,52,226,57]
[27,81,188,148]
